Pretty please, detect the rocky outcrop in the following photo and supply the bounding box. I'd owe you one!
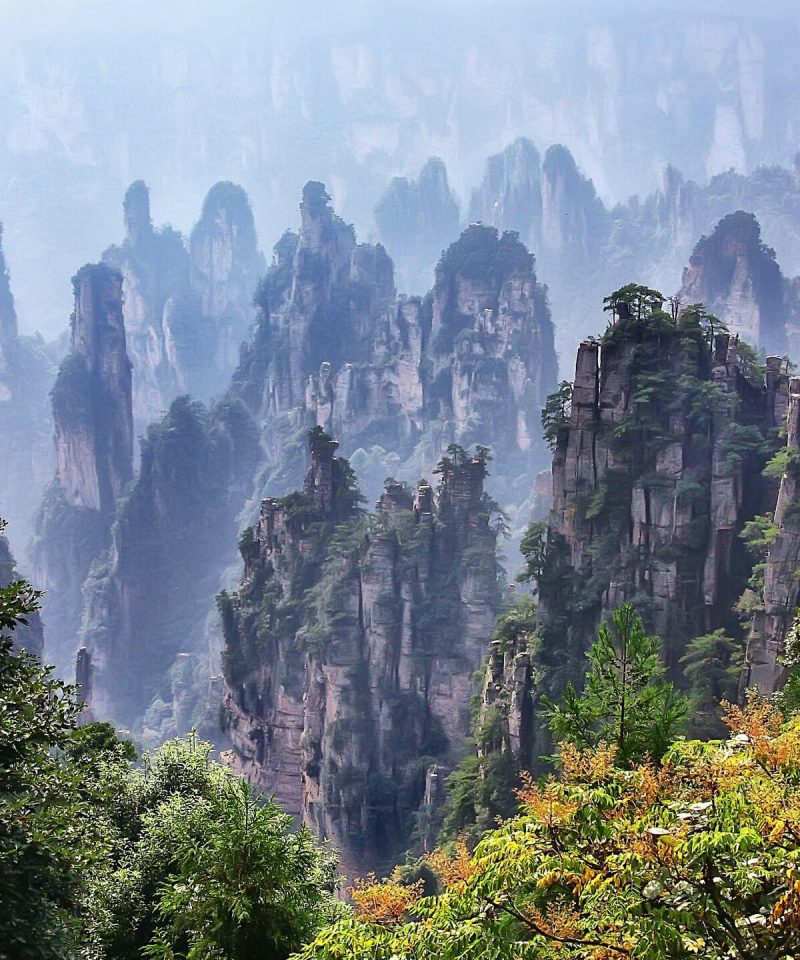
[540,145,609,266]
[0,223,54,561]
[77,394,260,739]
[375,158,460,295]
[541,305,783,676]
[429,224,556,456]
[680,212,787,356]
[236,184,557,514]
[52,264,133,513]
[32,263,133,675]
[221,434,501,876]
[742,377,800,694]
[103,182,193,427]
[103,180,263,428]
[470,292,790,785]
[189,182,266,387]
[468,138,542,248]
[31,182,554,757]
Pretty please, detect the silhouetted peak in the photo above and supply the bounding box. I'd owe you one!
[301,180,334,220]
[0,222,17,345]
[199,181,253,220]
[542,143,580,181]
[123,180,153,246]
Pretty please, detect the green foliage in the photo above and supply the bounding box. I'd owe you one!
[543,604,687,766]
[719,422,767,468]
[518,518,548,586]
[437,224,532,286]
[763,444,800,478]
[740,513,780,557]
[0,573,88,960]
[83,734,341,960]
[297,705,800,960]
[142,779,342,960]
[540,380,572,450]
[680,629,744,738]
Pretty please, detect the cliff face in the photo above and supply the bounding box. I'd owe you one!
[77,394,260,738]
[375,158,461,296]
[466,293,791,796]
[32,263,133,675]
[541,307,783,680]
[680,211,787,355]
[103,180,263,428]
[30,182,554,760]
[0,223,54,561]
[255,181,397,419]
[468,138,542,246]
[429,225,557,456]
[189,182,266,385]
[103,182,193,427]
[53,264,133,513]
[236,184,557,517]
[742,378,800,694]
[221,434,501,875]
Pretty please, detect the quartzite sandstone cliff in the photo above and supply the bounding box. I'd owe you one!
[222,433,501,875]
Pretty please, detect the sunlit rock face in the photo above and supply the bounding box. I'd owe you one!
[32,263,133,675]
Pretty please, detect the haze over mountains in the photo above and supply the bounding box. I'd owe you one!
[2,0,800,338]
[3,0,800,887]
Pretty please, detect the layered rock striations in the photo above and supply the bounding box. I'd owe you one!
[541,306,782,674]
[462,290,794,809]
[221,433,501,875]
[235,183,557,515]
[32,263,133,675]
[742,377,800,694]
[103,179,264,428]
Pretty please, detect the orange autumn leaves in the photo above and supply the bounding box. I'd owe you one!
[298,698,800,960]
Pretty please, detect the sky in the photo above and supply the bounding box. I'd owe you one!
[1,0,799,336]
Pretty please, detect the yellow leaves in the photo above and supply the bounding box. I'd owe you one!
[681,935,706,954]
[425,839,475,891]
[524,902,582,941]
[559,741,618,784]
[515,773,578,826]
[769,819,786,842]
[720,691,800,770]
[723,690,783,742]
[350,872,423,926]
[770,867,800,929]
